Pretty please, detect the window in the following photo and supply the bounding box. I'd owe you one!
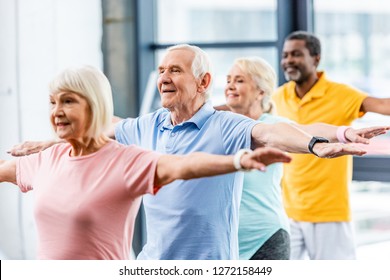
[157,0,277,43]
[314,0,390,156]
[155,0,278,106]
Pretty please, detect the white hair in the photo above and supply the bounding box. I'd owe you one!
[49,65,113,140]
[167,44,213,100]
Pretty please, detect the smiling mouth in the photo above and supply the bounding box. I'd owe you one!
[227,93,239,98]
[284,66,298,73]
[161,90,176,94]
[56,122,70,127]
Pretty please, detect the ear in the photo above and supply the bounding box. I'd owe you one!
[197,72,211,93]
[257,89,265,101]
[313,54,321,68]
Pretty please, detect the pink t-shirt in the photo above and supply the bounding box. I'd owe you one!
[16,140,160,260]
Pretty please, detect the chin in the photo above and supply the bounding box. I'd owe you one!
[55,132,68,140]
[226,100,238,107]
[160,101,171,109]
[284,72,301,82]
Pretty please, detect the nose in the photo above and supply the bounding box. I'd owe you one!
[226,80,235,90]
[51,103,64,117]
[158,71,172,84]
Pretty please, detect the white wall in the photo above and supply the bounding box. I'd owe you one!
[0,0,103,259]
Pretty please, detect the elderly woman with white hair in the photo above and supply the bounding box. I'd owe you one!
[0,65,292,260]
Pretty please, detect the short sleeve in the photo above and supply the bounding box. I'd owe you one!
[115,118,136,145]
[121,145,161,196]
[218,112,257,154]
[16,153,42,193]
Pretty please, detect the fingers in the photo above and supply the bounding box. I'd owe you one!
[318,144,367,158]
[358,127,389,139]
[7,142,37,157]
[251,162,266,172]
[346,126,389,144]
[353,135,370,144]
[251,147,292,166]
[11,149,32,157]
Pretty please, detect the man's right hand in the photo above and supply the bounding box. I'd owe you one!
[7,140,60,156]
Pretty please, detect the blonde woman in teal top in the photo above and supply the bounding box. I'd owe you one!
[223,57,291,259]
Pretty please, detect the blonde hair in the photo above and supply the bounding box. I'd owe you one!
[234,57,276,114]
[167,44,213,100]
[49,65,113,140]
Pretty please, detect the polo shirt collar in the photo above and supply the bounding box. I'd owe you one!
[161,101,215,130]
[287,71,327,104]
[306,71,327,99]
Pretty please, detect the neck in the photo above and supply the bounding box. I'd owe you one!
[295,72,319,99]
[68,135,109,157]
[170,99,205,126]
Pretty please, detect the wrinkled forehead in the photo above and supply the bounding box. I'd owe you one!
[159,49,194,68]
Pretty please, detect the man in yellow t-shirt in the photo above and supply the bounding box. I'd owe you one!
[272,30,390,260]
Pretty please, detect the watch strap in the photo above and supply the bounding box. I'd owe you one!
[233,149,253,171]
[308,136,329,157]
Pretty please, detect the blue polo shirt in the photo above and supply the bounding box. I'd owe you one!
[115,102,257,259]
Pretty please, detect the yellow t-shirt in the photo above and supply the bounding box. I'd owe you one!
[272,71,367,222]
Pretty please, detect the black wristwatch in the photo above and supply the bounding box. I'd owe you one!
[308,136,330,157]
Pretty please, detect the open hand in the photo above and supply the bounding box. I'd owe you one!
[313,142,367,158]
[7,140,58,156]
[345,126,390,144]
[241,147,292,171]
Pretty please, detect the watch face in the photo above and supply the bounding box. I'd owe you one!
[315,136,329,143]
[309,136,330,156]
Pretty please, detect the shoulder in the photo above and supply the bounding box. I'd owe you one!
[273,82,295,98]
[120,107,169,126]
[141,107,170,123]
[214,110,254,122]
[111,141,159,157]
[213,111,258,140]
[41,142,71,158]
[17,142,70,170]
[321,75,367,96]
[212,111,257,130]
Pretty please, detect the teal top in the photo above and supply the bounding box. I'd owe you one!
[238,113,290,259]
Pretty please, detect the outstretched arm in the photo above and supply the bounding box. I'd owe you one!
[251,122,312,153]
[294,123,390,144]
[361,96,390,115]
[154,147,292,187]
[0,160,17,184]
[251,122,368,158]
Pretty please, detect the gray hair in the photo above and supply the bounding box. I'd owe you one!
[167,44,213,100]
[49,65,113,140]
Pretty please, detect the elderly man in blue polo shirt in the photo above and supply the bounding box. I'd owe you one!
[114,44,372,260]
